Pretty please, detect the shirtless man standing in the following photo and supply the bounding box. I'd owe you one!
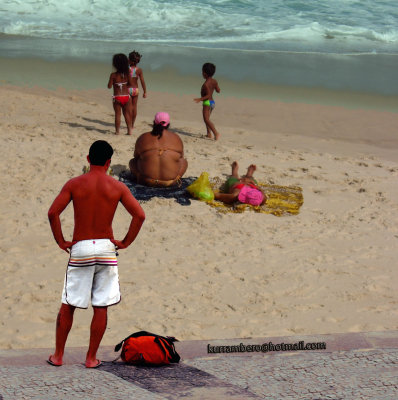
[47,140,145,368]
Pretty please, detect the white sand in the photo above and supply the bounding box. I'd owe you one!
[0,85,397,349]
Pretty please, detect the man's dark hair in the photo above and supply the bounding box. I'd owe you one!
[202,62,216,77]
[88,140,114,166]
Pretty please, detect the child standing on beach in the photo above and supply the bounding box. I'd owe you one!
[128,50,147,130]
[108,54,134,135]
[194,62,221,140]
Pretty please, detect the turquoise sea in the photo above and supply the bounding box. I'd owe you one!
[1,0,397,96]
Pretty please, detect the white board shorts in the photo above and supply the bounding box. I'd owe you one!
[62,239,121,308]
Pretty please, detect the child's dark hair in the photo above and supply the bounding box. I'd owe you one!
[151,122,170,139]
[129,50,142,65]
[202,62,216,77]
[89,140,114,166]
[112,53,129,75]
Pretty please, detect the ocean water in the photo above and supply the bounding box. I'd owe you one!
[1,0,397,95]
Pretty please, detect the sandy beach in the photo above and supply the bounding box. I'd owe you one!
[0,83,397,350]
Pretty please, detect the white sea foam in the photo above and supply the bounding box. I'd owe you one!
[1,0,397,53]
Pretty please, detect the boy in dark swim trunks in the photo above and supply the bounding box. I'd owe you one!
[194,62,221,140]
[215,161,266,205]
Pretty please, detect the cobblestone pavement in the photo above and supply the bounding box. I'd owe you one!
[0,332,397,399]
[185,348,398,400]
[100,361,259,399]
[0,365,165,400]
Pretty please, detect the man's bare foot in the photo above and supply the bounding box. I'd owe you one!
[214,133,220,141]
[47,355,62,367]
[115,131,120,135]
[85,359,102,368]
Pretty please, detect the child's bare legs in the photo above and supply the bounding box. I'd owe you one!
[202,106,220,140]
[231,161,239,179]
[244,164,256,178]
[123,100,133,135]
[205,108,212,138]
[230,161,256,183]
[113,102,122,135]
[214,161,239,203]
[240,164,257,185]
[131,95,138,129]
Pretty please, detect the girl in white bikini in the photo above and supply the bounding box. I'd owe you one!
[107,54,134,135]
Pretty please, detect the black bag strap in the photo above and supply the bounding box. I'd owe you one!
[154,337,168,358]
[114,331,153,352]
[114,333,135,352]
[155,337,181,363]
[168,341,181,363]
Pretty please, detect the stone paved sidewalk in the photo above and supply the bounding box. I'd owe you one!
[0,331,397,399]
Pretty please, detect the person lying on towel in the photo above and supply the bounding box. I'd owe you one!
[215,161,266,206]
[129,112,188,187]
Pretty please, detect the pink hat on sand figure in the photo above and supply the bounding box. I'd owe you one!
[154,112,170,126]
